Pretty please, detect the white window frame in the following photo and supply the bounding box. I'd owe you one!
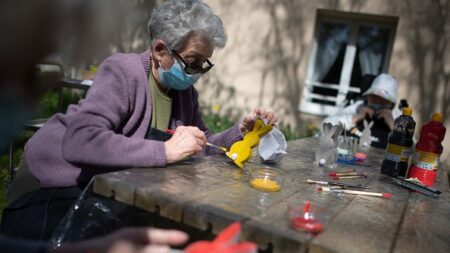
[300,10,398,116]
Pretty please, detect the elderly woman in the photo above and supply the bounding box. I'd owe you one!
[2,0,278,240]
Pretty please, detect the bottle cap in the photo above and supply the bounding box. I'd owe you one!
[402,107,412,116]
[431,113,443,122]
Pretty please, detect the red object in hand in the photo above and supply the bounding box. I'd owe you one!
[185,222,257,253]
[166,129,175,135]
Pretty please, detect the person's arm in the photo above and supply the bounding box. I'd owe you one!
[375,109,395,131]
[322,102,363,130]
[189,88,244,155]
[51,228,188,253]
[62,57,166,168]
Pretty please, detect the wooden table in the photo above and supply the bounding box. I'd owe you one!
[93,137,450,253]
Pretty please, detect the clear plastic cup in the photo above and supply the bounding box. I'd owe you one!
[248,168,283,192]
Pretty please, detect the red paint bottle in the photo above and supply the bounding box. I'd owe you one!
[408,113,446,187]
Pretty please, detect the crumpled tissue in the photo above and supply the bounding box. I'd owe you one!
[258,127,287,163]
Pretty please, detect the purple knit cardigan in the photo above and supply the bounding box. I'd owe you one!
[25,51,243,187]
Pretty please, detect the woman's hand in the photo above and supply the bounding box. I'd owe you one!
[52,227,188,253]
[164,126,207,163]
[239,107,278,134]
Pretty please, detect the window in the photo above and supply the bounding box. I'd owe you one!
[300,10,398,116]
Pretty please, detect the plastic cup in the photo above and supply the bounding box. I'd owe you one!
[248,168,283,192]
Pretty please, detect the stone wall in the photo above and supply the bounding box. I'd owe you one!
[202,0,450,166]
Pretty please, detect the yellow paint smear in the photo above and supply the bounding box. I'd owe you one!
[249,178,281,192]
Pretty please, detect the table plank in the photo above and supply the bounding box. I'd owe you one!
[393,165,450,253]
[241,179,354,252]
[300,141,407,253]
[94,161,243,222]
[308,154,450,253]
[134,169,239,222]
[309,174,410,253]
[244,145,405,253]
[182,165,300,233]
[180,138,330,235]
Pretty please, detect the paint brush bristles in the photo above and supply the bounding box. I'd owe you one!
[206,142,227,152]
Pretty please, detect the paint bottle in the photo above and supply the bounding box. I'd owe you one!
[381,107,416,177]
[408,113,446,187]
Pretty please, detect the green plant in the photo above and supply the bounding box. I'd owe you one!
[201,104,241,132]
[37,89,85,118]
[0,148,24,218]
[0,167,8,217]
[200,104,319,141]
[277,122,319,141]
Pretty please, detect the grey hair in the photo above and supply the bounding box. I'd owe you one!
[147,0,226,51]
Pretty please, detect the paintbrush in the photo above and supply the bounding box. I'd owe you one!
[329,171,362,177]
[306,179,370,189]
[319,186,392,198]
[166,129,228,152]
[206,142,228,152]
[331,174,367,180]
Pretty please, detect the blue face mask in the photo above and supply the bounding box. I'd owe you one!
[158,56,201,91]
[368,103,391,112]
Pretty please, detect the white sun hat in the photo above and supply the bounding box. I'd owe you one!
[362,73,398,104]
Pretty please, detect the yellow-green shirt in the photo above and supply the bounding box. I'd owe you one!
[149,73,172,131]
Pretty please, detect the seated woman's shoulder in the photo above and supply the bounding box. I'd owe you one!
[96,52,149,81]
[103,52,143,68]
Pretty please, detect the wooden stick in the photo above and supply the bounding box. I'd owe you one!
[331,175,367,180]
[329,172,363,177]
[306,179,328,185]
[331,169,356,174]
[320,187,392,198]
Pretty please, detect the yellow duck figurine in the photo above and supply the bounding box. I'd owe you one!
[226,118,273,168]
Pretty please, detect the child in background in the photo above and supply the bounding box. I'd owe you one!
[322,73,402,149]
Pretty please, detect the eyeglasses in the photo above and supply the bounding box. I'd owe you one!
[171,50,214,75]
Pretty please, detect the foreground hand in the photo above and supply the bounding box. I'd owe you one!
[164,126,207,163]
[52,227,188,253]
[352,106,374,125]
[239,107,278,134]
[375,109,395,131]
